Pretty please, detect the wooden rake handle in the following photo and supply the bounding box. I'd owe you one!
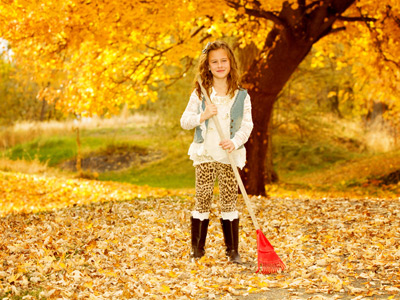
[197,78,260,230]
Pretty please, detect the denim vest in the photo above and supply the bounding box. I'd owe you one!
[193,89,247,149]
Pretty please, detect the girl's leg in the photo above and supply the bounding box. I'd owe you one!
[216,162,238,213]
[194,162,217,213]
[191,162,217,258]
[217,162,242,263]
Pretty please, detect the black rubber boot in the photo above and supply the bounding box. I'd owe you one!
[191,216,209,259]
[220,218,242,264]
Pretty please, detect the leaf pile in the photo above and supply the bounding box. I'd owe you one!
[1,171,400,299]
[0,171,170,216]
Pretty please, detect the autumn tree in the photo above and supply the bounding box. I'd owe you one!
[1,0,399,195]
[228,0,400,195]
[0,51,50,125]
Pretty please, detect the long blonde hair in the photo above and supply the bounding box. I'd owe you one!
[195,41,241,99]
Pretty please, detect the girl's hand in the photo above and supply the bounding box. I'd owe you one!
[200,103,217,123]
[219,139,235,153]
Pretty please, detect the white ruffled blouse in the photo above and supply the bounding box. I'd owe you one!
[180,87,253,169]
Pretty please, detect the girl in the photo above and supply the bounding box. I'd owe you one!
[180,41,253,263]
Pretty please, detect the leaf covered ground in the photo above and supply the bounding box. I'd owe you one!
[1,171,400,299]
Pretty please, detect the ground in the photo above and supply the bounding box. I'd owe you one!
[0,172,399,299]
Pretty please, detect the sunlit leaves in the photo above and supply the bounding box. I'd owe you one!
[0,0,399,120]
[0,0,226,116]
[327,1,400,120]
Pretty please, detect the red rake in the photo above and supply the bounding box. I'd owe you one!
[197,78,285,274]
[256,229,286,274]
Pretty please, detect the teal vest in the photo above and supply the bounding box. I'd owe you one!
[194,89,247,148]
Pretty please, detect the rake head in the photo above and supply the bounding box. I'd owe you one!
[256,229,286,274]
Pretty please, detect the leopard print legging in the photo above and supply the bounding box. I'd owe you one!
[194,162,238,213]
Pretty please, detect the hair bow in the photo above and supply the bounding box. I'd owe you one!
[202,42,211,54]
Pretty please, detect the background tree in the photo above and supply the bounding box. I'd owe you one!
[0,0,399,195]
[0,51,60,125]
[229,0,400,195]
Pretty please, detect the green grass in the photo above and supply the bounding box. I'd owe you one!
[2,119,398,193]
[2,124,196,189]
[5,135,109,166]
[99,132,196,189]
[99,152,195,189]
[272,134,366,181]
[85,126,197,188]
[6,136,76,166]
[0,127,369,189]
[3,125,155,166]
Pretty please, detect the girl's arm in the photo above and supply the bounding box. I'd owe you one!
[180,90,217,130]
[231,94,254,149]
[180,90,202,130]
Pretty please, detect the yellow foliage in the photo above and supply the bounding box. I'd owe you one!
[0,0,399,119]
[0,0,227,115]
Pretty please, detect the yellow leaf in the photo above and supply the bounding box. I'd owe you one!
[8,274,20,283]
[86,240,96,251]
[234,284,244,289]
[160,284,170,293]
[327,91,337,98]
[168,271,178,278]
[300,235,310,241]
[248,287,258,293]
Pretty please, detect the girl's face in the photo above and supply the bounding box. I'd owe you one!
[208,48,231,80]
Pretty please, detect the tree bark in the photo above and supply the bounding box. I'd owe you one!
[264,114,278,184]
[240,0,356,195]
[40,99,47,122]
[75,126,83,177]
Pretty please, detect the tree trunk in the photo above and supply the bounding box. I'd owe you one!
[242,39,313,195]
[75,126,83,177]
[241,93,275,195]
[265,115,278,184]
[40,99,46,122]
[240,0,356,195]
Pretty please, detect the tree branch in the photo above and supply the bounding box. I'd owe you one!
[338,15,376,22]
[357,6,400,69]
[190,25,205,38]
[110,17,208,87]
[225,0,285,27]
[305,1,321,11]
[386,5,400,28]
[329,26,346,34]
[163,57,195,88]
